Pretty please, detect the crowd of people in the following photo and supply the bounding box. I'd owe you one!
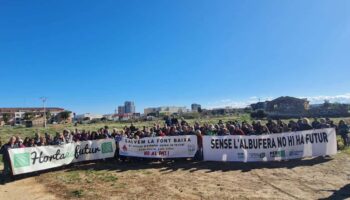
[0,117,349,176]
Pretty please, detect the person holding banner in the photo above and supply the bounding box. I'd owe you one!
[195,130,203,160]
[53,132,66,145]
[0,136,16,176]
[338,120,349,147]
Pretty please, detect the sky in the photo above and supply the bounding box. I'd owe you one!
[0,0,349,114]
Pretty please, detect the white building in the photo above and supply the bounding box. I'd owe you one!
[14,111,25,125]
[75,113,103,121]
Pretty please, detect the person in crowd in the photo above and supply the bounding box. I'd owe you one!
[1,117,344,160]
[288,120,300,132]
[129,123,137,132]
[14,136,23,148]
[16,138,26,148]
[299,118,313,131]
[254,121,270,135]
[164,116,171,126]
[102,126,111,138]
[329,120,337,129]
[316,118,331,129]
[229,125,245,135]
[241,122,255,135]
[63,130,73,143]
[205,124,216,135]
[171,116,179,126]
[0,136,16,176]
[53,132,66,145]
[195,130,203,160]
[34,133,41,144]
[338,120,349,147]
[37,136,47,146]
[28,138,37,147]
[312,118,320,129]
[23,137,30,147]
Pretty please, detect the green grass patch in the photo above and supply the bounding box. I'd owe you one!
[0,115,254,144]
[85,169,118,182]
[100,175,118,182]
[56,171,82,184]
[342,147,350,155]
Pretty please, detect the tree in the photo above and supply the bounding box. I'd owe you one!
[323,100,331,109]
[23,112,35,120]
[2,113,11,123]
[59,111,72,121]
[250,110,267,119]
[45,111,52,120]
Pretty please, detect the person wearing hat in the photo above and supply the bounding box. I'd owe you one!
[300,118,313,131]
[316,118,331,129]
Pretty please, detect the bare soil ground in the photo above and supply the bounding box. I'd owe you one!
[1,153,349,200]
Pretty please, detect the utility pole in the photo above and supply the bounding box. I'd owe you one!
[40,97,47,128]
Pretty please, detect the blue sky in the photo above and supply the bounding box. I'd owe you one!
[0,0,349,114]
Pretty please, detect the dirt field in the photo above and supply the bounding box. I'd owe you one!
[1,152,349,200]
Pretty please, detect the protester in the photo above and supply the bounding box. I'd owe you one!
[0,136,17,176]
[0,117,346,175]
[195,130,203,160]
[338,120,349,147]
[299,118,313,131]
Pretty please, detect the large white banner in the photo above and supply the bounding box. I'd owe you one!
[203,128,337,162]
[119,135,198,158]
[9,139,116,175]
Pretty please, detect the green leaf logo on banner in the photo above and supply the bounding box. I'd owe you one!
[280,150,286,157]
[14,153,30,168]
[101,142,113,154]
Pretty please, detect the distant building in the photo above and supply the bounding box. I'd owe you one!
[0,107,65,125]
[144,106,187,116]
[124,101,135,114]
[0,107,64,116]
[266,96,309,114]
[14,111,26,125]
[191,103,201,112]
[25,116,46,127]
[102,114,114,120]
[250,96,309,117]
[116,101,135,115]
[118,106,125,115]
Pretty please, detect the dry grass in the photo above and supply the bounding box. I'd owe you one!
[32,154,350,200]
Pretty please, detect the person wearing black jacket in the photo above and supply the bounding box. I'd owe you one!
[0,136,17,176]
[338,120,349,147]
[299,118,313,131]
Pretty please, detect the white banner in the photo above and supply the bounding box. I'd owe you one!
[203,128,337,162]
[9,139,116,175]
[119,135,198,158]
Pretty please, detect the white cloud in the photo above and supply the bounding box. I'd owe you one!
[204,93,350,109]
[301,93,350,104]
